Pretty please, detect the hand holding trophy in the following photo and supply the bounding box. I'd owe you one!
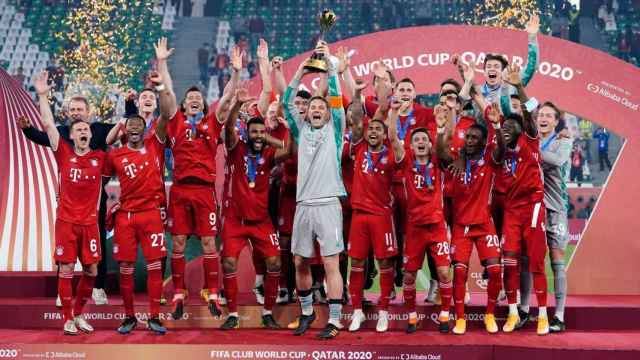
[304,9,337,73]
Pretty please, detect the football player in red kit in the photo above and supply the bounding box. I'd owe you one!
[106,68,172,334]
[219,89,291,330]
[155,38,242,319]
[32,72,108,335]
[437,104,506,335]
[499,65,550,336]
[347,89,399,333]
[388,102,453,334]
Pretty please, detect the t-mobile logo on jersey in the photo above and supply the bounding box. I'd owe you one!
[70,168,82,182]
[414,174,425,189]
[124,163,138,178]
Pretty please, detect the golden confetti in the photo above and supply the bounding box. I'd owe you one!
[459,0,552,32]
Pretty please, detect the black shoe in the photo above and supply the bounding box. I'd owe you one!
[406,320,418,334]
[147,317,167,335]
[117,316,137,334]
[220,315,239,330]
[438,318,450,333]
[317,323,340,339]
[293,312,316,336]
[549,316,566,333]
[261,314,281,329]
[515,309,530,330]
[208,298,222,317]
[171,299,184,320]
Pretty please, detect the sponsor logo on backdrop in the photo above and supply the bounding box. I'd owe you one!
[587,82,639,111]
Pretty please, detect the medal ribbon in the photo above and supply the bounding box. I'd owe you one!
[365,146,387,172]
[396,110,414,142]
[187,112,204,138]
[247,153,261,186]
[415,159,433,188]
[540,132,557,152]
[464,149,485,185]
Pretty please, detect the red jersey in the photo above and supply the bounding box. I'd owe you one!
[223,141,276,221]
[504,134,545,208]
[450,146,500,225]
[106,135,166,212]
[399,151,444,225]
[350,141,397,215]
[54,141,108,225]
[364,97,436,142]
[167,111,223,184]
[443,115,477,197]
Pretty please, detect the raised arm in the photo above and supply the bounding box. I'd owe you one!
[386,99,407,162]
[486,104,506,163]
[216,46,243,122]
[256,39,272,117]
[106,118,126,145]
[17,115,52,146]
[149,71,169,141]
[521,14,540,87]
[336,46,355,99]
[435,105,454,166]
[224,88,250,149]
[282,59,309,144]
[33,71,60,150]
[154,37,177,121]
[349,80,368,144]
[271,56,286,97]
[504,64,536,137]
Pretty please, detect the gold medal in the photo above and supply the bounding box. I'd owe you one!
[249,181,256,188]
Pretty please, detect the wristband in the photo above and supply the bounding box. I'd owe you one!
[154,84,166,92]
[492,123,501,130]
[437,127,446,134]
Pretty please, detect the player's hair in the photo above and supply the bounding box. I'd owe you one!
[539,101,562,120]
[295,90,312,100]
[308,96,329,108]
[411,127,430,140]
[69,119,89,131]
[373,68,396,85]
[125,114,146,127]
[69,96,90,109]
[181,86,208,115]
[246,116,265,130]
[468,123,488,140]
[369,117,386,129]
[510,94,521,100]
[505,113,524,128]
[484,53,508,69]
[140,88,155,96]
[395,77,415,89]
[440,78,461,93]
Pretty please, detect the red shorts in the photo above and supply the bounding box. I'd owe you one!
[502,202,547,273]
[277,189,296,235]
[348,211,397,260]
[54,219,101,265]
[404,222,451,272]
[221,216,280,259]
[451,221,501,265]
[168,183,218,237]
[392,181,407,234]
[113,208,167,262]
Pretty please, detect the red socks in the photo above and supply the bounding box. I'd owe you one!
[503,256,520,305]
[378,266,394,310]
[264,270,279,311]
[119,264,135,317]
[203,252,220,295]
[403,272,417,313]
[486,263,502,314]
[73,274,95,317]
[439,280,453,313]
[453,264,468,319]
[147,261,162,318]
[348,265,365,309]
[170,251,185,294]
[533,271,548,307]
[58,268,74,321]
[223,271,238,313]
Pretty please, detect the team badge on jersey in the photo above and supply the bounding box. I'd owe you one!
[56,245,64,256]
[90,159,98,167]
[113,244,119,254]
[458,131,465,139]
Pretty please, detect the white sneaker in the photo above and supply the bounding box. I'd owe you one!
[63,320,78,335]
[56,295,62,308]
[276,288,289,304]
[74,315,94,333]
[376,310,389,332]
[426,280,438,303]
[349,309,366,332]
[253,285,265,305]
[92,288,108,305]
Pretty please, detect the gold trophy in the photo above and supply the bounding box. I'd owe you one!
[304,9,337,73]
